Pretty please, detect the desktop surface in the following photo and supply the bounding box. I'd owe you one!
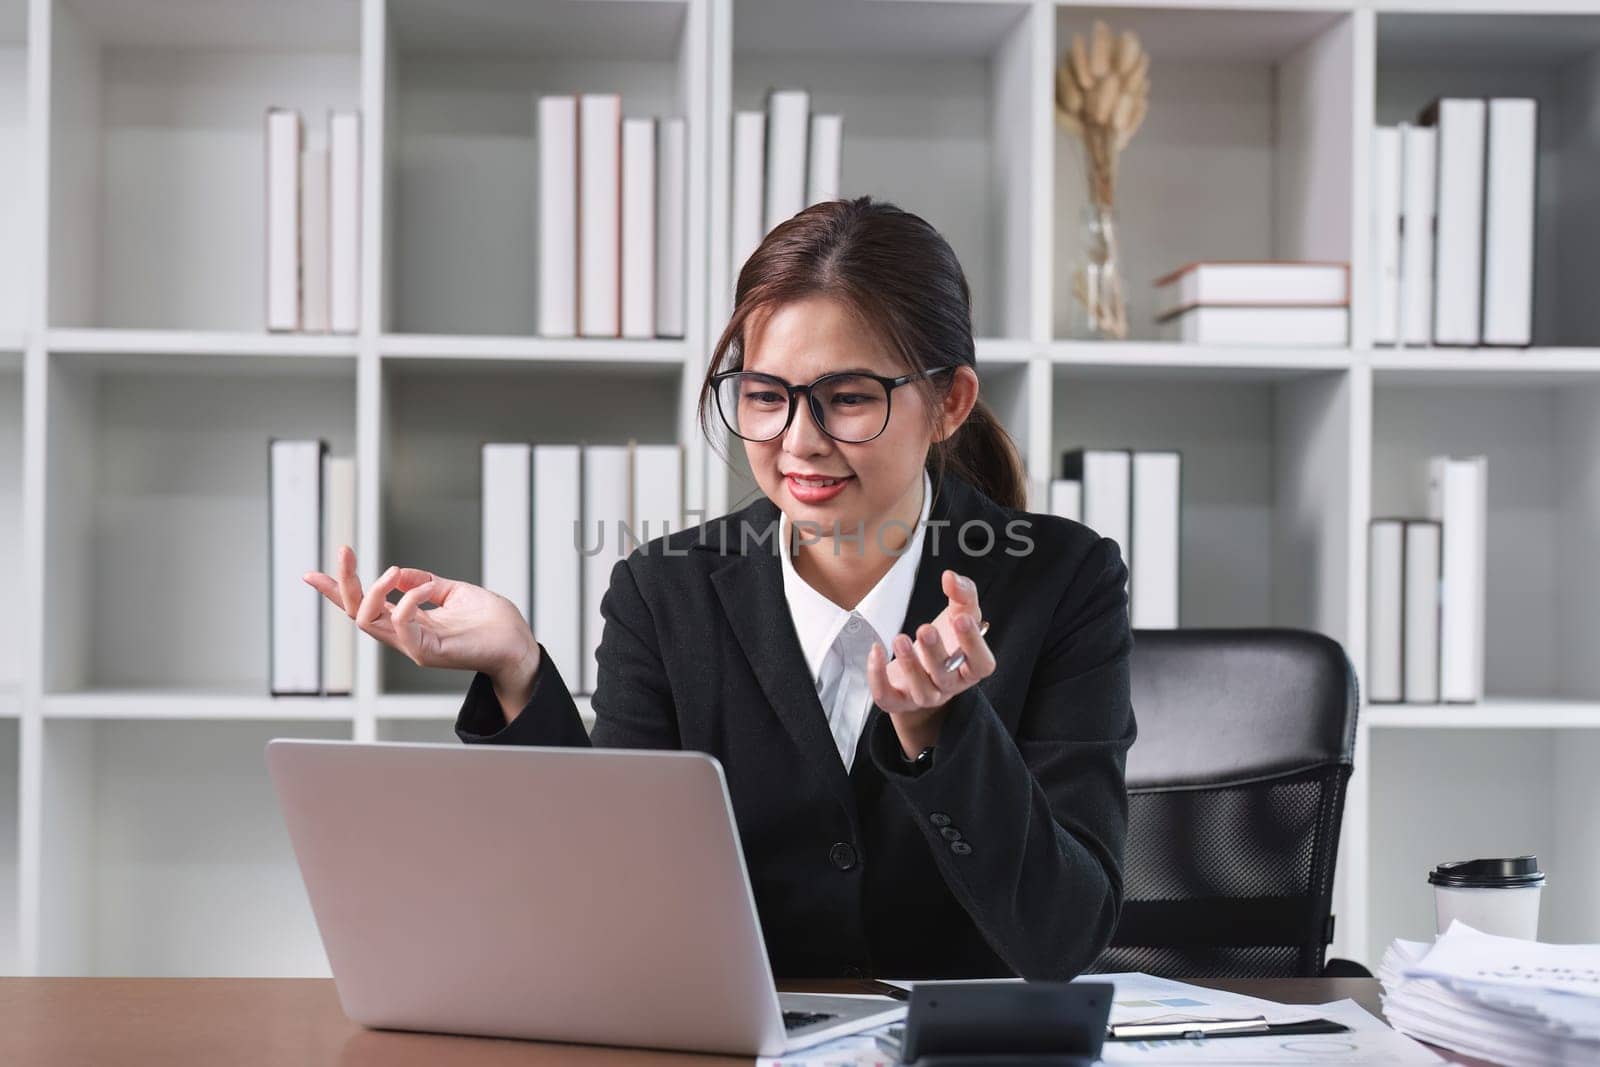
[0,976,1485,1066]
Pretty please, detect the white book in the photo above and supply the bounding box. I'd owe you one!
[579,94,622,338]
[655,117,687,339]
[765,89,809,233]
[621,118,656,340]
[1130,452,1180,630]
[1428,99,1487,346]
[1373,127,1403,346]
[581,445,632,695]
[1400,123,1437,346]
[329,111,362,335]
[533,445,582,690]
[1402,519,1442,705]
[321,455,356,695]
[1483,98,1537,347]
[1158,306,1348,346]
[1427,455,1487,703]
[1153,261,1348,313]
[1367,520,1404,703]
[265,109,301,332]
[807,113,842,205]
[1049,479,1082,524]
[270,439,325,695]
[482,444,533,624]
[1060,449,1131,589]
[537,95,578,339]
[300,144,330,334]
[730,111,767,289]
[630,443,683,551]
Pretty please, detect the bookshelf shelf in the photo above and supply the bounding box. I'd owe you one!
[41,691,358,722]
[1,0,1597,982]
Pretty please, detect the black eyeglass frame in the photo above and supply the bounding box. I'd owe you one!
[710,365,956,444]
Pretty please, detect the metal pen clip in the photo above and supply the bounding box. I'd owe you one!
[940,619,990,673]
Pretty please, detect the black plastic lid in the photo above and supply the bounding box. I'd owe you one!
[1429,856,1545,889]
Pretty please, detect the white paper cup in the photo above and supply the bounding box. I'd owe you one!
[1429,856,1545,940]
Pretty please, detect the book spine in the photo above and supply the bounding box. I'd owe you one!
[270,439,324,695]
[300,143,331,334]
[1373,127,1403,346]
[655,117,687,340]
[764,89,809,233]
[579,94,622,338]
[806,113,842,206]
[1431,99,1487,346]
[1429,456,1487,703]
[537,96,578,339]
[482,444,533,625]
[1482,98,1537,347]
[1049,480,1082,524]
[533,445,582,691]
[631,444,684,551]
[329,111,362,335]
[1401,519,1442,704]
[730,111,767,288]
[321,455,356,695]
[1130,452,1180,630]
[621,118,656,340]
[581,445,632,694]
[1368,520,1405,703]
[1400,124,1437,346]
[265,109,301,332]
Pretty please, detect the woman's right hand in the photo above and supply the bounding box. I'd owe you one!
[303,545,542,722]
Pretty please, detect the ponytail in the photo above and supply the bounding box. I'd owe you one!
[930,396,1028,511]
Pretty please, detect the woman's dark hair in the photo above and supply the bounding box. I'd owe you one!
[696,196,1028,511]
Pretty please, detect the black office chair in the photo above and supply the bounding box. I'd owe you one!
[1087,628,1360,979]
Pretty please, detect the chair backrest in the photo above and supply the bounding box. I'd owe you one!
[1089,629,1359,979]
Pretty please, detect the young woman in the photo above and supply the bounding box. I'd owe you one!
[305,197,1136,981]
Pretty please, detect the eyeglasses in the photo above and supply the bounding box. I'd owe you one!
[710,366,954,444]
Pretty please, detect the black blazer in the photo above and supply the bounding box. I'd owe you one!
[456,470,1137,980]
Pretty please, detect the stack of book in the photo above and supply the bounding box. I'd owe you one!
[268,440,356,696]
[1373,97,1537,348]
[1153,261,1350,346]
[265,110,361,334]
[730,89,843,286]
[1048,448,1180,630]
[1367,455,1487,705]
[537,95,687,340]
[481,441,683,695]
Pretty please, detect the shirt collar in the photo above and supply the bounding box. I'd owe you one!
[779,469,933,683]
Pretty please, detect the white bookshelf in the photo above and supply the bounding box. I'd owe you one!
[3,0,1599,979]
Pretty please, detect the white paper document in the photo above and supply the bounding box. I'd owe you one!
[1101,998,1441,1065]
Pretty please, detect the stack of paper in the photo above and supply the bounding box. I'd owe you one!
[1381,921,1600,1065]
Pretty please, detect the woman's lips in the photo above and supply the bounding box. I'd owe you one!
[785,473,853,504]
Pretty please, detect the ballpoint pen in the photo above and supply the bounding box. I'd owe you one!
[940,619,990,673]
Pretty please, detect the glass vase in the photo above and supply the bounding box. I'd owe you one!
[1072,202,1129,341]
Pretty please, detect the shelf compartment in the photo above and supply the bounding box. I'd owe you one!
[1052,364,1355,636]
[378,357,684,696]
[384,0,694,337]
[1370,379,1600,700]
[46,0,361,331]
[1366,726,1600,966]
[42,351,358,696]
[1053,6,1356,342]
[1376,12,1600,347]
[38,717,348,976]
[728,0,1039,340]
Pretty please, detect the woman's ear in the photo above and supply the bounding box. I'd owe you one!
[934,366,981,443]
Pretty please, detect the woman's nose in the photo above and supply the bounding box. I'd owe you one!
[782,395,831,455]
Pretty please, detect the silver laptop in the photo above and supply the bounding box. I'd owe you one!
[266,739,904,1057]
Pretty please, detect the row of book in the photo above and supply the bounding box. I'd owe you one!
[481,442,683,695]
[730,89,843,284]
[265,110,361,334]
[1367,456,1487,705]
[1045,448,1180,630]
[537,96,687,340]
[1373,98,1536,348]
[269,440,356,695]
[1154,261,1350,347]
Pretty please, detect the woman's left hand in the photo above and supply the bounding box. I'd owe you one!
[867,568,995,757]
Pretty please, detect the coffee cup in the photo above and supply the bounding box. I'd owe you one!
[1429,856,1545,940]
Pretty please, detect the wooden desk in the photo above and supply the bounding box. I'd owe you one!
[0,977,1473,1066]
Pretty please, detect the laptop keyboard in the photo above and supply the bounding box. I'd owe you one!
[782,1010,838,1030]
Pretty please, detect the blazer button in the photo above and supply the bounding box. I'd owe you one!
[829,842,858,871]
[939,827,963,841]
[950,841,972,856]
[929,812,952,828]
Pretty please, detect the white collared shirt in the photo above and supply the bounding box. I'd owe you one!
[778,469,932,771]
